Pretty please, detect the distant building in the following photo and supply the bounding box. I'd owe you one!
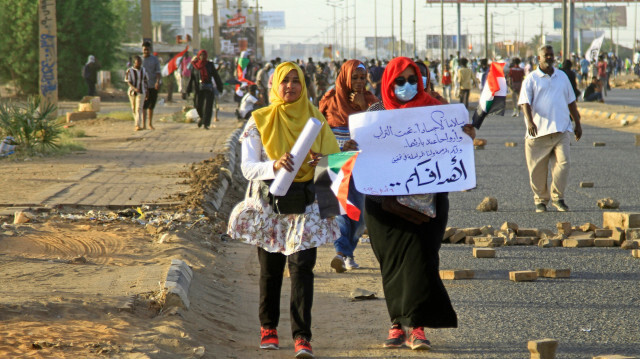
[151,0,181,30]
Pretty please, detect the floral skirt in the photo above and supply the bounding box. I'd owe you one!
[227,181,340,255]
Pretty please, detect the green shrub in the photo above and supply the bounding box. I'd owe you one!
[0,97,62,154]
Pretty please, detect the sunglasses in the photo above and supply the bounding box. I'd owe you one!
[394,75,418,86]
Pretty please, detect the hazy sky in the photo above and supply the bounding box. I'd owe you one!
[182,1,640,54]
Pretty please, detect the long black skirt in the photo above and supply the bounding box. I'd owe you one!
[365,193,458,329]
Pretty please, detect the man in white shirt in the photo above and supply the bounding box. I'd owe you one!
[238,85,264,120]
[518,45,583,213]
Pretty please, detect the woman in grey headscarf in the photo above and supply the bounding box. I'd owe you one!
[83,55,100,96]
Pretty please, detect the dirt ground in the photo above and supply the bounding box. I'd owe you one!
[1,75,639,358]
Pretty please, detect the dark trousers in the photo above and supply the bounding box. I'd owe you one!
[86,79,96,96]
[258,247,316,340]
[459,89,470,109]
[196,89,215,128]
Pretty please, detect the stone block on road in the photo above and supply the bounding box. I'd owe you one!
[598,198,620,209]
[449,230,466,244]
[528,338,558,359]
[510,270,537,282]
[66,111,97,122]
[501,221,519,232]
[476,197,498,212]
[625,228,640,241]
[603,212,640,229]
[440,269,475,280]
[580,182,594,188]
[473,248,495,258]
[517,228,539,237]
[557,222,572,236]
[595,229,613,238]
[563,238,594,247]
[473,236,503,247]
[632,249,640,258]
[536,268,571,278]
[594,238,616,247]
[538,238,562,248]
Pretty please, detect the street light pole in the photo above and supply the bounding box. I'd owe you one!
[392,0,395,57]
[484,0,488,59]
[354,0,357,58]
[441,0,444,67]
[413,0,416,58]
[400,0,403,57]
[375,0,378,60]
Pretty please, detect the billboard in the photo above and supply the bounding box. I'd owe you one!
[553,6,627,29]
[426,35,468,50]
[220,25,257,56]
[260,11,285,29]
[365,36,395,51]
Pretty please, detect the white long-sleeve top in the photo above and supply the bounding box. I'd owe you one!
[240,118,276,181]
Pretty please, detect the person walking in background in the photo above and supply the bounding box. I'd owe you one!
[319,59,378,273]
[362,57,475,351]
[367,59,384,99]
[124,55,148,131]
[561,59,581,100]
[507,57,525,117]
[519,45,582,213]
[83,55,100,96]
[228,61,340,359]
[440,64,452,103]
[456,58,477,109]
[191,50,224,130]
[175,51,191,100]
[141,42,161,130]
[256,62,272,105]
[597,55,608,97]
[579,56,590,87]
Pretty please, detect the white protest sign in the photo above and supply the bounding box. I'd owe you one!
[349,103,475,195]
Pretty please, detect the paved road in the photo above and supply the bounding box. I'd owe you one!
[600,88,640,107]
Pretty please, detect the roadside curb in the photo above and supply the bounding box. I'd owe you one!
[579,108,639,125]
[163,259,193,309]
[211,127,243,211]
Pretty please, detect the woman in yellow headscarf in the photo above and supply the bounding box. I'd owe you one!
[228,61,340,359]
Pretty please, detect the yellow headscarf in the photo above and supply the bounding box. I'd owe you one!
[252,62,340,182]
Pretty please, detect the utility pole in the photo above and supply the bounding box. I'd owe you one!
[491,12,494,59]
[353,0,357,58]
[457,1,461,58]
[400,0,403,57]
[441,0,444,67]
[374,0,378,60]
[569,0,575,56]
[610,12,614,52]
[561,0,567,60]
[484,0,488,59]
[392,0,395,57]
[38,0,58,111]
[634,0,638,56]
[255,0,262,59]
[141,0,152,46]
[213,0,220,55]
[413,0,417,58]
[346,0,349,58]
[193,0,200,50]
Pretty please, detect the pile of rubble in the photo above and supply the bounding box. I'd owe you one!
[443,212,640,256]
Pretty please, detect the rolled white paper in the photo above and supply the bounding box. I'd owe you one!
[269,117,323,196]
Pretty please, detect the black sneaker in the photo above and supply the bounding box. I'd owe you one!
[552,200,569,212]
[535,203,547,213]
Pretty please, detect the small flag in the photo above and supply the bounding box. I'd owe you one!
[314,151,362,221]
[472,61,507,129]
[161,46,189,77]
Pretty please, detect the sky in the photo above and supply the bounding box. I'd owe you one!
[181,0,640,57]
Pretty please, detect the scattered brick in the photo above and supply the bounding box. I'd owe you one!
[593,142,606,147]
[603,212,640,229]
[474,138,487,146]
[510,270,537,282]
[594,238,616,247]
[443,227,457,241]
[536,268,571,278]
[480,225,495,235]
[473,236,503,247]
[474,145,485,150]
[440,269,475,280]
[517,228,539,237]
[625,228,640,241]
[473,248,495,258]
[594,229,613,238]
[449,230,466,244]
[579,223,597,232]
[579,182,594,188]
[632,249,640,258]
[528,338,558,359]
[505,142,517,147]
[593,355,638,359]
[515,237,537,245]
[538,238,562,248]
[557,222,572,236]
[501,221,519,232]
[465,236,476,245]
[461,228,482,236]
[563,238,594,247]
[476,197,498,212]
[569,230,596,239]
[621,240,639,250]
[538,228,555,238]
[610,227,626,245]
[598,198,620,209]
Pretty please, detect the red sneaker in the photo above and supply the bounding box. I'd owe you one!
[294,337,314,358]
[383,323,405,348]
[405,327,431,350]
[260,327,279,350]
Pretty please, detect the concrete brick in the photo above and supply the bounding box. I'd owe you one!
[625,228,640,241]
[594,238,616,247]
[538,228,555,238]
[449,230,466,244]
[528,338,558,359]
[621,240,639,250]
[569,230,595,239]
[610,227,626,245]
[66,111,97,122]
[474,138,487,146]
[598,198,620,209]
[579,182,594,188]
[480,225,495,235]
[465,236,476,245]
[579,223,598,232]
[603,212,640,229]
[440,269,475,280]
[501,221,519,232]
[515,236,537,245]
[461,227,482,236]
[473,236,503,247]
[510,270,537,282]
[473,248,495,258]
[593,355,637,359]
[517,228,539,237]
[563,238,594,247]
[505,141,517,147]
[632,249,640,258]
[443,227,457,241]
[536,268,571,278]
[538,238,562,248]
[593,142,606,147]
[79,96,101,112]
[557,222,572,236]
[595,229,613,238]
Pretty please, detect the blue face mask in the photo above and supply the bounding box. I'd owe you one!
[422,76,428,89]
[394,82,418,102]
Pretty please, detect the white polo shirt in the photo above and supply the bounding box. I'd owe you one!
[518,68,576,139]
